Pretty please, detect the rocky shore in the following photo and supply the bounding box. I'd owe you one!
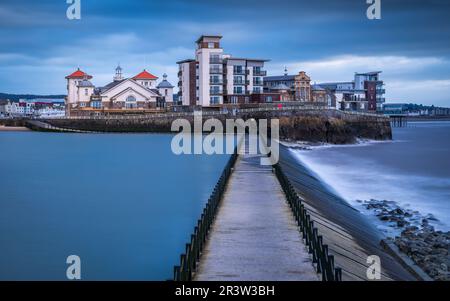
[358,199,450,281]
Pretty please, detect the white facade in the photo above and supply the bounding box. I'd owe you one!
[177,35,267,107]
[178,61,193,106]
[65,67,174,111]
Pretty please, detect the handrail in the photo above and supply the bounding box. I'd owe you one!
[273,163,342,281]
[173,147,239,281]
[49,106,388,121]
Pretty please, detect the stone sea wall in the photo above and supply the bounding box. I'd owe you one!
[36,109,392,143]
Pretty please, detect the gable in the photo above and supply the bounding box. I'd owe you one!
[111,87,151,102]
[100,79,159,100]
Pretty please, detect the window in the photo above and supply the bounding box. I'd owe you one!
[210,96,220,104]
[84,89,88,96]
[230,96,238,104]
[234,76,243,84]
[126,95,136,102]
[233,65,243,74]
[233,86,243,94]
[144,82,148,86]
[253,87,261,94]
[208,42,215,48]
[165,89,168,96]
[265,96,273,103]
[91,101,101,109]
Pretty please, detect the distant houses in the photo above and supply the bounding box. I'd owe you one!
[0,99,65,118]
[383,103,450,117]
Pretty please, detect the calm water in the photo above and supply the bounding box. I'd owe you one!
[292,121,450,232]
[0,132,230,280]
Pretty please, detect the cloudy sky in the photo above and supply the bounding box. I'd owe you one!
[1,0,449,106]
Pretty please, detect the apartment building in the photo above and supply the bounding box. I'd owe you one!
[177,35,275,107]
[264,70,336,107]
[319,71,385,112]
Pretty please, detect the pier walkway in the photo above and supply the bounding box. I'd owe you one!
[194,151,318,281]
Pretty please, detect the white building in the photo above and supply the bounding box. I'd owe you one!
[65,66,174,114]
[177,35,268,107]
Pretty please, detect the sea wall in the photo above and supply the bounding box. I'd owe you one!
[278,145,418,280]
[0,119,27,127]
[278,116,392,144]
[36,109,392,143]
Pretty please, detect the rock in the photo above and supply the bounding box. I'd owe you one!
[389,208,405,215]
[397,220,409,228]
[425,214,439,221]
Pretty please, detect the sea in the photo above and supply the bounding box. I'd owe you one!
[290,121,450,233]
[0,132,230,280]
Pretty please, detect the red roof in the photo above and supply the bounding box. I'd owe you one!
[133,69,158,80]
[65,68,92,79]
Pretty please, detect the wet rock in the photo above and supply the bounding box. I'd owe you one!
[397,220,409,228]
[362,198,449,281]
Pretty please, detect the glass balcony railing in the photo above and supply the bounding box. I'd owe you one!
[210,89,223,95]
[209,68,223,74]
[233,69,246,75]
[209,58,223,64]
[253,70,267,76]
[210,79,223,85]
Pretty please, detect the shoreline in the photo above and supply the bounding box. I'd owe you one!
[359,199,449,281]
[0,125,30,131]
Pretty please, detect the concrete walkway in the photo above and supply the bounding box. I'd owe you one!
[194,152,319,281]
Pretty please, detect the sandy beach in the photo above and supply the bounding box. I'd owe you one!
[0,125,29,131]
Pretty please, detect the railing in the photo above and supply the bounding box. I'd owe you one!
[209,89,223,95]
[233,80,247,85]
[209,58,223,64]
[253,81,263,86]
[253,70,267,76]
[209,68,223,74]
[273,163,342,281]
[233,70,246,75]
[173,148,238,281]
[210,80,223,85]
[46,105,388,121]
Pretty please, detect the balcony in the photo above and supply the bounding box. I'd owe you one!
[253,70,267,76]
[233,80,246,85]
[210,89,223,95]
[177,70,182,77]
[210,79,223,85]
[233,69,246,75]
[209,68,223,74]
[253,80,263,86]
[178,81,182,87]
[209,58,223,64]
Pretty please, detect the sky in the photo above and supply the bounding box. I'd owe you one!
[0,0,449,106]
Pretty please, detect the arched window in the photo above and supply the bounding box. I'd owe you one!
[126,95,136,102]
